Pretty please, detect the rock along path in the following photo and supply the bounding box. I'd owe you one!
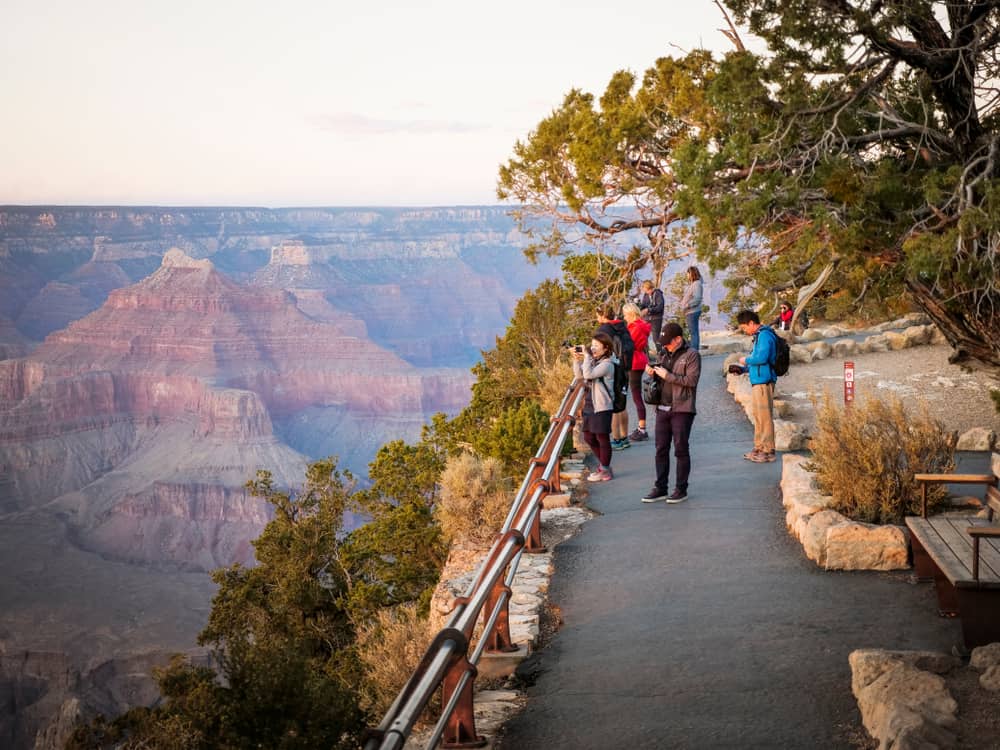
[498,353,961,749]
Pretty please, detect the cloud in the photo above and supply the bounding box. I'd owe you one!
[311,112,490,136]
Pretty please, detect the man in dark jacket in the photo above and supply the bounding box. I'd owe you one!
[641,322,701,503]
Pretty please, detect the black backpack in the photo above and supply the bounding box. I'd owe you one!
[768,328,791,376]
[601,357,629,413]
[607,320,634,370]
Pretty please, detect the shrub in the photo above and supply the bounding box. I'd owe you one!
[805,392,956,524]
[437,453,511,544]
[538,358,578,417]
[476,399,551,472]
[355,603,436,718]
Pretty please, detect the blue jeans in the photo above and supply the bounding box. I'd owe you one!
[685,309,701,351]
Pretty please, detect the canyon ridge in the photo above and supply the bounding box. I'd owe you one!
[0,206,558,748]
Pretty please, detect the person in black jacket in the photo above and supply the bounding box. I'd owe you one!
[637,280,664,354]
[596,305,633,451]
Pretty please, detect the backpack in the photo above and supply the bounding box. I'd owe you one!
[600,356,629,413]
[770,329,791,376]
[607,320,634,370]
[641,371,662,405]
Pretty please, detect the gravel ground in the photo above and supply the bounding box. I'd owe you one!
[776,342,1000,437]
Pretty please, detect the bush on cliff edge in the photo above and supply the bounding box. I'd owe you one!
[806,392,956,525]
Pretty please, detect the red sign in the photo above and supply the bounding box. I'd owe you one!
[844,361,855,404]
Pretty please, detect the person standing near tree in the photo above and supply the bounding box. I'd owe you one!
[641,322,701,503]
[637,280,665,354]
[596,306,634,451]
[680,266,704,352]
[571,332,617,482]
[622,302,651,441]
[734,310,778,463]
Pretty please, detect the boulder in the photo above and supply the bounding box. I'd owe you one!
[773,399,792,418]
[806,341,832,361]
[824,521,910,571]
[883,330,909,351]
[930,326,949,345]
[851,650,960,695]
[860,333,890,352]
[774,419,809,451]
[820,325,851,338]
[801,510,847,566]
[993,451,1000,477]
[789,344,813,364]
[799,328,825,342]
[956,427,996,451]
[981,665,1000,692]
[902,325,933,347]
[849,650,958,750]
[722,352,743,373]
[970,642,1000,671]
[830,338,859,358]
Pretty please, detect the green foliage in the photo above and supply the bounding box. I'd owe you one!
[805,393,956,524]
[477,399,551,473]
[69,459,369,749]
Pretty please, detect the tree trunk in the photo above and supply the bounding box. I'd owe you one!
[906,277,1000,374]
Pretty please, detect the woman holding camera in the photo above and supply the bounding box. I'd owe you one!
[572,332,616,481]
[622,303,651,441]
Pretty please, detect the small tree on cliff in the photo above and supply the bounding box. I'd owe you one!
[67,459,368,750]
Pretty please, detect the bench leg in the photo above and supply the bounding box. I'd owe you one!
[930,569,961,617]
[955,589,1000,648]
[909,534,937,582]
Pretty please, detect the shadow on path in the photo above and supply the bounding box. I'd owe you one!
[498,358,961,749]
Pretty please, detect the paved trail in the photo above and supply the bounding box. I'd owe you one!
[499,357,961,749]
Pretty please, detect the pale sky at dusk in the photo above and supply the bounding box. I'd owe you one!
[2,1,752,207]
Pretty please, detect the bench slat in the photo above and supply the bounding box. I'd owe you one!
[905,517,1000,588]
[914,473,998,485]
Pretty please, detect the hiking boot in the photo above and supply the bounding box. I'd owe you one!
[586,467,613,482]
[666,488,687,503]
[613,438,631,451]
[743,450,763,460]
[750,451,776,463]
[641,486,668,503]
[629,428,648,441]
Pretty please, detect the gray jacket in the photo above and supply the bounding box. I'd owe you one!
[656,345,701,413]
[680,279,703,314]
[573,353,615,412]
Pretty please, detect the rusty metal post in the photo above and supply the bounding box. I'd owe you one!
[483,575,518,653]
[521,478,550,553]
[440,655,486,749]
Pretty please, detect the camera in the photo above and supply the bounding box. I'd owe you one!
[727,364,744,375]
[574,345,585,353]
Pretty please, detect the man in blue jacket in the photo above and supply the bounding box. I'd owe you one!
[735,310,777,463]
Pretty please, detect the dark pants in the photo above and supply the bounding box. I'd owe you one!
[654,409,695,492]
[628,370,646,422]
[583,430,612,468]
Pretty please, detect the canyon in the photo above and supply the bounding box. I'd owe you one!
[0,206,557,748]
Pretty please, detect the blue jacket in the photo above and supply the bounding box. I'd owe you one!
[745,325,778,385]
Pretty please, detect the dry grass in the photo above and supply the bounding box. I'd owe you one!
[537,358,577,417]
[438,453,512,545]
[354,602,437,718]
[806,391,956,524]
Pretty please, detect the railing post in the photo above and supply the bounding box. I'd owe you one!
[522,477,549,552]
[440,655,486,749]
[483,573,518,653]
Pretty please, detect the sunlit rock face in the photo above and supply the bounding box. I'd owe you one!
[0,207,554,748]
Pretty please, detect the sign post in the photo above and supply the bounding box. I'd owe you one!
[844,361,855,406]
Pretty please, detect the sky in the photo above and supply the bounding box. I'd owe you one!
[1,0,753,207]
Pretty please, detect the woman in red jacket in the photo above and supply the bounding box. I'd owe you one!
[623,303,652,441]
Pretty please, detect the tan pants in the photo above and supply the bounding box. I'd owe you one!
[751,382,775,453]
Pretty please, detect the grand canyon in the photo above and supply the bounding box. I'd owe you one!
[0,207,558,748]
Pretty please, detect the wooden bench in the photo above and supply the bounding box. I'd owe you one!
[905,455,1000,648]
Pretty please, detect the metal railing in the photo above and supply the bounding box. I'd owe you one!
[364,379,585,750]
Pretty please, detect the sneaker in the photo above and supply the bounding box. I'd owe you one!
[587,467,613,481]
[629,428,648,442]
[743,450,762,460]
[641,486,668,503]
[666,488,687,503]
[750,452,776,463]
[613,438,631,451]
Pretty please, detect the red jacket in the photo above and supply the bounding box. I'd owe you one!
[627,318,651,370]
